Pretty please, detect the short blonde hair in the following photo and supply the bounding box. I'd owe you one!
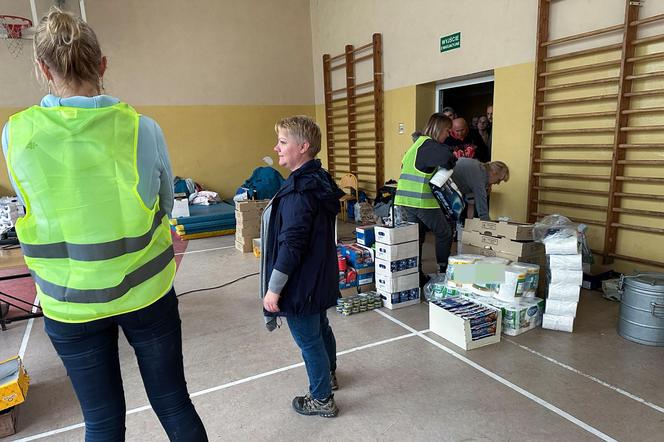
[487,161,509,182]
[34,7,102,89]
[275,115,322,157]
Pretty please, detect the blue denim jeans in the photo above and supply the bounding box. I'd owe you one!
[286,310,337,400]
[44,288,207,442]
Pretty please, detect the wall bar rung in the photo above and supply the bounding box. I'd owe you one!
[614,192,664,200]
[543,43,622,62]
[611,223,664,234]
[538,77,619,92]
[619,143,664,148]
[533,173,610,180]
[626,52,664,63]
[536,127,615,134]
[537,111,616,120]
[616,176,664,183]
[620,125,664,132]
[617,160,664,165]
[623,88,664,98]
[609,253,664,268]
[632,34,664,46]
[534,159,612,164]
[613,207,664,218]
[539,94,618,106]
[536,199,607,211]
[534,144,613,149]
[534,186,609,196]
[540,60,621,77]
[532,212,607,226]
[622,107,664,115]
[541,23,623,47]
[625,70,664,81]
[630,13,664,27]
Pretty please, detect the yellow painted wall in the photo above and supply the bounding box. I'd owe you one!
[489,62,536,223]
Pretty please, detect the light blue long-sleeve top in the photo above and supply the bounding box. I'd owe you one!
[2,94,174,215]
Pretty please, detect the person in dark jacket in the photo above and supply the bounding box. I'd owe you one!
[261,115,344,418]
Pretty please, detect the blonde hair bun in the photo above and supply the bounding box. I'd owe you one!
[45,8,81,46]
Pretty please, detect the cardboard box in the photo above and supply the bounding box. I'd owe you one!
[374,223,419,245]
[235,224,260,239]
[375,240,419,262]
[464,218,534,241]
[375,272,419,293]
[378,288,421,310]
[340,244,374,269]
[235,210,263,226]
[0,357,29,413]
[374,257,419,278]
[582,264,615,290]
[235,200,269,213]
[356,226,376,247]
[340,285,360,297]
[235,240,253,253]
[461,230,544,257]
[429,301,502,350]
[356,266,375,286]
[0,406,18,438]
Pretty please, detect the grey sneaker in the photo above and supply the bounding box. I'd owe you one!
[292,393,339,418]
[330,371,339,391]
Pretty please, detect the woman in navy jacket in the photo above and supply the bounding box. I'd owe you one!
[261,116,344,418]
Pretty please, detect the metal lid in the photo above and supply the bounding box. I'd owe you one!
[624,272,664,292]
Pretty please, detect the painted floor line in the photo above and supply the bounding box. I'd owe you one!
[18,297,41,360]
[373,309,617,442]
[174,245,235,256]
[14,331,417,441]
[504,337,664,414]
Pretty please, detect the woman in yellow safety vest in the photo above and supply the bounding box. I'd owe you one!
[1,8,207,441]
[394,113,457,287]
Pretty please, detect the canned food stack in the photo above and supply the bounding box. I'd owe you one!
[336,291,383,316]
[542,231,582,333]
[374,223,420,309]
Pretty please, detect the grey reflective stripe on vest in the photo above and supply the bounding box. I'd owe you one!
[395,189,436,199]
[398,173,429,184]
[32,246,174,304]
[21,209,167,261]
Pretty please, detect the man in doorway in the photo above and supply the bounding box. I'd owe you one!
[486,105,493,125]
[444,118,490,162]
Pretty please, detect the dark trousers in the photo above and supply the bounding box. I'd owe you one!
[400,206,453,272]
[286,310,337,400]
[44,288,207,442]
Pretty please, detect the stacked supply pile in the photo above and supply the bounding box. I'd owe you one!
[338,244,375,296]
[0,197,24,235]
[541,230,582,333]
[336,291,383,316]
[374,223,420,309]
[171,201,237,240]
[234,200,268,252]
[425,254,545,336]
[459,218,546,297]
[429,297,502,350]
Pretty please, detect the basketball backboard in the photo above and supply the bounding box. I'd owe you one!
[0,0,86,39]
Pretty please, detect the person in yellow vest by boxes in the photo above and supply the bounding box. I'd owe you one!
[1,8,207,441]
[395,113,457,286]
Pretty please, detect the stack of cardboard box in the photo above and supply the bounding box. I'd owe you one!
[338,244,375,296]
[458,219,546,296]
[234,200,268,253]
[374,223,421,309]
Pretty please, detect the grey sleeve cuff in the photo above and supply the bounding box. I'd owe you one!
[268,269,289,294]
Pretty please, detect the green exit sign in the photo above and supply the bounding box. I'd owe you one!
[440,32,461,52]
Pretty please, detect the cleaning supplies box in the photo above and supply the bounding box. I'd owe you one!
[464,218,534,241]
[375,241,418,262]
[374,257,419,278]
[461,230,544,257]
[375,272,419,293]
[355,226,375,247]
[0,357,29,412]
[374,223,419,245]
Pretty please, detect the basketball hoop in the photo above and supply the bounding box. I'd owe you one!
[0,15,33,57]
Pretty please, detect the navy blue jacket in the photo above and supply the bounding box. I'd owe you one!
[263,159,344,317]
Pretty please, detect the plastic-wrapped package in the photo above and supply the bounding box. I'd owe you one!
[549,269,583,286]
[424,274,447,301]
[542,313,574,332]
[548,254,582,270]
[547,283,581,302]
[534,214,579,254]
[545,300,578,317]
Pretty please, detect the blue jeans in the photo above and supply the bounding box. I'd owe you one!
[44,288,207,442]
[286,310,337,400]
